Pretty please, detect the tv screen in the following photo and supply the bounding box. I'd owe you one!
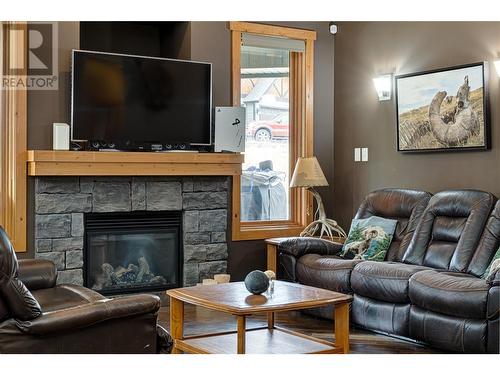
[71,50,212,145]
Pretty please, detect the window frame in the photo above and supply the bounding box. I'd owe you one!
[0,22,28,251]
[229,22,315,241]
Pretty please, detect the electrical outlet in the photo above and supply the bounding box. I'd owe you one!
[361,147,368,162]
[354,148,361,162]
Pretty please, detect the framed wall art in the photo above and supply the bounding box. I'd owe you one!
[395,62,489,152]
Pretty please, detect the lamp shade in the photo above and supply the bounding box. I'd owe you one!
[290,157,328,188]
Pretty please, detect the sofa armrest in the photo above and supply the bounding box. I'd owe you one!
[488,286,499,320]
[15,294,160,335]
[487,268,500,322]
[18,259,57,291]
[278,237,344,259]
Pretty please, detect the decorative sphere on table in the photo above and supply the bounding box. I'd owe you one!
[244,270,270,295]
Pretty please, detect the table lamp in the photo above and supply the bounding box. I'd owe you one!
[290,157,347,239]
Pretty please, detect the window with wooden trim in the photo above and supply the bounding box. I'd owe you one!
[229,22,315,241]
[0,22,28,250]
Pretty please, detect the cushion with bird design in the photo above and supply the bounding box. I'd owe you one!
[340,216,398,261]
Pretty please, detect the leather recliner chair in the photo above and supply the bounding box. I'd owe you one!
[0,226,173,354]
[405,196,500,353]
[278,189,500,353]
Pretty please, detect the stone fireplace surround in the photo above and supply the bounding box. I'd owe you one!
[34,176,229,288]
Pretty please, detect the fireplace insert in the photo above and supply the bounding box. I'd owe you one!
[84,211,182,295]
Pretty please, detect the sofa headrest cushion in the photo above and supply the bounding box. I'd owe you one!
[356,188,432,261]
[357,188,432,220]
[403,190,495,272]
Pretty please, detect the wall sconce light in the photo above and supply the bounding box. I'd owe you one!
[494,60,500,77]
[373,74,392,101]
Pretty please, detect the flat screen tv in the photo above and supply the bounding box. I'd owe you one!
[71,50,212,147]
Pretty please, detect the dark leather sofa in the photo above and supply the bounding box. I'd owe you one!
[0,226,173,354]
[278,189,500,353]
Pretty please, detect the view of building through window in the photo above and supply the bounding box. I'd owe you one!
[240,45,290,222]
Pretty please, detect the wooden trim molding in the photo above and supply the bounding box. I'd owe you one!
[229,22,315,241]
[230,30,242,109]
[229,21,317,41]
[1,22,28,251]
[0,24,4,230]
[27,150,244,176]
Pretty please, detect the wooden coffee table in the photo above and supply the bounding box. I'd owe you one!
[167,281,352,354]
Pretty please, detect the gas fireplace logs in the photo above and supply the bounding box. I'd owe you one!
[93,256,167,290]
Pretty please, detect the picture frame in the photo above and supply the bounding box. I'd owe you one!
[395,62,490,152]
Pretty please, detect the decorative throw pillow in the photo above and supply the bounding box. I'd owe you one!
[340,216,398,261]
[483,247,500,280]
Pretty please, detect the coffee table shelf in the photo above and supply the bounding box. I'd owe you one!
[176,327,343,354]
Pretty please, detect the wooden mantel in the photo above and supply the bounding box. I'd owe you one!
[27,150,244,176]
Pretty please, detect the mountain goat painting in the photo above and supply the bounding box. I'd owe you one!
[343,225,390,261]
[396,62,489,152]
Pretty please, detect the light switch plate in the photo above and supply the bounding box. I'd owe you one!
[361,147,368,162]
[354,148,361,162]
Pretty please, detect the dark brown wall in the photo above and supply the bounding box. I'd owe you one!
[333,22,500,229]
[28,22,79,149]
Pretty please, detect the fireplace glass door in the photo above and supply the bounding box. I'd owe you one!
[84,212,182,294]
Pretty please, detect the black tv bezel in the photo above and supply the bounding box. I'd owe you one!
[70,49,213,147]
